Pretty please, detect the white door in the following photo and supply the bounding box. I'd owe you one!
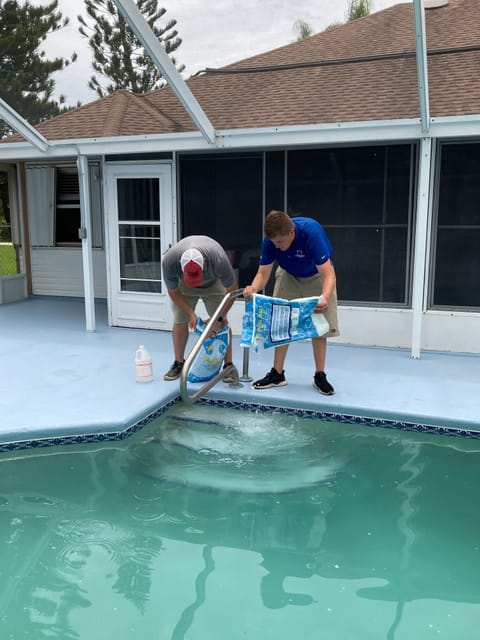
[105,162,175,329]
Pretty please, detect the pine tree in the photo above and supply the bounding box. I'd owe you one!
[293,19,313,41]
[0,0,77,137]
[347,0,372,21]
[325,0,372,31]
[78,0,185,98]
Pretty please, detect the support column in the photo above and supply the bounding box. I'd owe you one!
[77,154,96,332]
[410,137,433,358]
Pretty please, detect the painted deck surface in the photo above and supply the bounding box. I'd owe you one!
[1,296,479,445]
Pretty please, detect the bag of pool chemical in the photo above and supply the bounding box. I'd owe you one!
[241,293,329,351]
[187,318,230,382]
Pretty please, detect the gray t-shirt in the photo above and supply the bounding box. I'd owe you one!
[162,235,236,290]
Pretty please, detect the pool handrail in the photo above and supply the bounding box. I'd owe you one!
[180,288,245,404]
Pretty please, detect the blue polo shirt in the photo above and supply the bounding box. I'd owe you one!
[259,217,333,277]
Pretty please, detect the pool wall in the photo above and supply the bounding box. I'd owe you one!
[2,395,480,454]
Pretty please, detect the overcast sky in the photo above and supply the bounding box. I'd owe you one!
[46,0,404,106]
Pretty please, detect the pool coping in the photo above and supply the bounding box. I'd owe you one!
[2,394,480,454]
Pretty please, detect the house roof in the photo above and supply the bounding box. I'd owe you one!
[4,0,480,143]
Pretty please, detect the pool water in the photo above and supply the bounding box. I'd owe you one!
[1,404,480,640]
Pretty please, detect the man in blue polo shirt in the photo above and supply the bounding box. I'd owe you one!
[243,210,339,394]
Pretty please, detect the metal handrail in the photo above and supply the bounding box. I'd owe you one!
[180,288,244,404]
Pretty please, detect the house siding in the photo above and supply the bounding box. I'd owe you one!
[30,248,107,298]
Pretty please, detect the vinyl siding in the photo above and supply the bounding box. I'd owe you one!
[30,248,107,298]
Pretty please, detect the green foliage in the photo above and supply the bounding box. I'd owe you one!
[325,21,343,31]
[325,0,372,31]
[0,0,77,137]
[78,0,185,97]
[293,19,313,41]
[347,0,372,21]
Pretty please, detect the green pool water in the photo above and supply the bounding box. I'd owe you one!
[1,404,479,640]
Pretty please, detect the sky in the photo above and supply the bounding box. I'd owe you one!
[46,0,404,106]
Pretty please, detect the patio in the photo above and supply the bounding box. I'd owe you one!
[1,295,480,447]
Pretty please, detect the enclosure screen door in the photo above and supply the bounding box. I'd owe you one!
[105,163,174,329]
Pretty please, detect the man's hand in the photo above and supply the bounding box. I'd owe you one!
[314,294,328,313]
[243,285,257,300]
[188,311,197,330]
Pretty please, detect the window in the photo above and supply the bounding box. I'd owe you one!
[287,145,415,305]
[0,169,20,275]
[55,167,81,244]
[180,154,264,287]
[26,163,103,249]
[178,145,415,306]
[432,142,480,308]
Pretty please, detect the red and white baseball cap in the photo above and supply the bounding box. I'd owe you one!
[180,248,204,287]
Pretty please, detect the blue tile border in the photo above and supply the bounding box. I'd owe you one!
[195,397,480,439]
[1,395,479,454]
[0,397,179,453]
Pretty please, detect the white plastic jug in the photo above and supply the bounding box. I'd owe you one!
[135,345,153,383]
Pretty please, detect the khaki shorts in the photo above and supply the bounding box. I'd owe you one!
[172,279,227,324]
[273,267,340,338]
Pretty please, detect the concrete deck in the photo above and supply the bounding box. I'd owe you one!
[1,296,480,447]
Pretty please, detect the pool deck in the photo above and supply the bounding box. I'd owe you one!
[1,296,480,447]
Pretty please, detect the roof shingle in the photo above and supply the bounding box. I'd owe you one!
[3,0,479,143]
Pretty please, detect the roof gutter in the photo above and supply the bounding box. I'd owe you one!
[4,115,480,162]
[112,0,216,145]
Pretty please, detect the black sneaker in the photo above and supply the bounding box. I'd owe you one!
[313,371,335,395]
[252,367,287,389]
[163,360,184,381]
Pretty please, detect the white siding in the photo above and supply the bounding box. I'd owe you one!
[226,302,480,354]
[31,248,107,298]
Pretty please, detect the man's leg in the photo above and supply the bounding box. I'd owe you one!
[173,322,189,362]
[164,321,189,381]
[225,327,233,363]
[312,336,334,394]
[273,343,289,374]
[312,336,327,372]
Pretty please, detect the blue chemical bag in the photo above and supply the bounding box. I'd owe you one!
[187,318,229,382]
[240,293,329,351]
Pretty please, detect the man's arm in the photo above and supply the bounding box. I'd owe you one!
[315,260,336,313]
[243,264,273,300]
[167,288,197,330]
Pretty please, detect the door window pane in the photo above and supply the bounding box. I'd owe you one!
[117,178,161,293]
[117,178,160,222]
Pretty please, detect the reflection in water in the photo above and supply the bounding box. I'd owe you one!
[0,406,480,639]
[171,545,214,640]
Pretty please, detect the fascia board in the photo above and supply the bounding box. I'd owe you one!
[3,116,480,162]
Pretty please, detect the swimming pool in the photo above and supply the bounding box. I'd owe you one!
[1,402,479,639]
